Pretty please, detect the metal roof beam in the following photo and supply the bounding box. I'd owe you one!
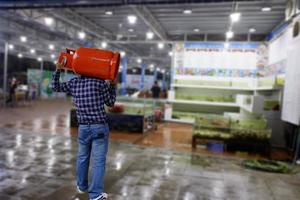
[131,5,168,41]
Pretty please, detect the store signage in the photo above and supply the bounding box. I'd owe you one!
[174,42,267,78]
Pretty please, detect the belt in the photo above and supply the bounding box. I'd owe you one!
[79,122,105,125]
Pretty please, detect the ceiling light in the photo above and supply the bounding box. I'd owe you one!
[78,31,86,39]
[105,11,113,15]
[37,57,42,62]
[224,42,230,49]
[17,53,23,58]
[261,7,272,12]
[128,29,134,32]
[132,69,137,73]
[49,44,54,50]
[169,51,173,56]
[157,68,161,72]
[183,9,192,14]
[120,51,126,57]
[51,54,55,59]
[230,12,241,22]
[30,49,36,54]
[193,28,200,32]
[8,44,14,50]
[158,43,164,49]
[44,17,54,26]
[53,60,57,64]
[161,69,165,73]
[101,41,107,48]
[249,28,256,33]
[127,15,137,24]
[149,64,154,69]
[137,58,142,63]
[146,31,154,40]
[226,31,234,39]
[20,36,27,42]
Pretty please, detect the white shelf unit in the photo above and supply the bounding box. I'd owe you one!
[167,76,281,123]
[168,99,239,108]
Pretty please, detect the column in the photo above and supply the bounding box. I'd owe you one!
[3,42,8,106]
[140,63,145,90]
[121,55,127,95]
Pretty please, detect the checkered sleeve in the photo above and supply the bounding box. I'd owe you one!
[51,70,72,94]
[102,81,116,107]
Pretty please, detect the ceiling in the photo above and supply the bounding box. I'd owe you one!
[0,0,287,71]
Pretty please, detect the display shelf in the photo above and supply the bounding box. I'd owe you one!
[165,118,194,124]
[172,84,254,91]
[172,83,280,91]
[168,99,239,108]
[236,95,264,114]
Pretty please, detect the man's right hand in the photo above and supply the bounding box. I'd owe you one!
[56,62,64,70]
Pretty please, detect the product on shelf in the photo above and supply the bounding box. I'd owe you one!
[175,94,235,102]
[175,79,231,87]
[193,115,271,141]
[230,119,267,130]
[108,103,125,113]
[264,100,280,111]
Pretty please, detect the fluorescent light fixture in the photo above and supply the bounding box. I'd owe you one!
[49,44,55,50]
[193,28,200,32]
[157,68,161,72]
[230,12,241,22]
[261,7,272,12]
[37,57,42,62]
[137,58,142,63]
[224,42,230,49]
[128,28,134,32]
[30,49,36,54]
[226,31,234,39]
[127,15,137,24]
[44,17,54,26]
[105,11,113,15]
[120,51,126,57]
[168,51,173,56]
[78,31,86,39]
[158,43,164,49]
[8,44,14,50]
[51,54,55,59]
[149,64,154,69]
[17,53,23,58]
[249,28,256,33]
[146,31,154,40]
[101,41,107,48]
[183,9,192,14]
[20,36,27,42]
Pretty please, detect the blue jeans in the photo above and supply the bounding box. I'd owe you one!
[76,123,109,199]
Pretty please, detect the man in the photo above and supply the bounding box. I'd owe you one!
[51,63,116,200]
[151,81,161,98]
[6,77,18,107]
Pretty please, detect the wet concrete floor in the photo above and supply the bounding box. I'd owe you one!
[0,127,300,200]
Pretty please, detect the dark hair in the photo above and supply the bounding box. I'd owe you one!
[154,81,158,84]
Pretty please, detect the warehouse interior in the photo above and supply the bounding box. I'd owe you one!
[0,0,300,200]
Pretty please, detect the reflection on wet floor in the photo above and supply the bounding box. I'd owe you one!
[0,128,299,200]
[0,113,264,159]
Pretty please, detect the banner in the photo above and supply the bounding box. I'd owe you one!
[28,69,76,99]
[126,74,154,90]
[174,42,267,78]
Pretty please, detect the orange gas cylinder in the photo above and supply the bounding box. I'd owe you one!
[57,47,120,80]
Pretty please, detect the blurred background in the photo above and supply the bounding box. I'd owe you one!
[0,0,300,200]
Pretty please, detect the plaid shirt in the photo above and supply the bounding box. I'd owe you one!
[51,70,116,124]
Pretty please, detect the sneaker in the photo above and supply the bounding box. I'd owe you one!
[76,186,87,194]
[91,193,108,200]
